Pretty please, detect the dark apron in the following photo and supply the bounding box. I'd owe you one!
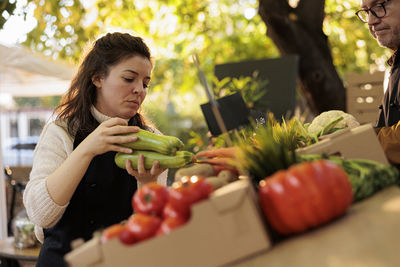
[376,50,400,127]
[36,118,137,267]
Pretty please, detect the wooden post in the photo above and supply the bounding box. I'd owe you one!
[192,54,233,146]
[0,133,8,239]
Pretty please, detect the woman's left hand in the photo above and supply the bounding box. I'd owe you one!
[125,154,166,184]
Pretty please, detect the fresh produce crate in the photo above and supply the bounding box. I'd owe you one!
[65,179,271,267]
[345,71,384,124]
[296,124,388,165]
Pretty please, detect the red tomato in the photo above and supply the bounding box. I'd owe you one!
[132,182,169,216]
[168,182,192,215]
[189,176,214,203]
[126,213,162,242]
[119,227,137,245]
[100,223,126,243]
[169,176,213,215]
[162,202,191,221]
[259,160,353,235]
[156,217,188,236]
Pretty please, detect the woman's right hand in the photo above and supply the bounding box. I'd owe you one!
[43,118,139,206]
[79,117,139,158]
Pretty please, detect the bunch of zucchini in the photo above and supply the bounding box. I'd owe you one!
[114,129,194,170]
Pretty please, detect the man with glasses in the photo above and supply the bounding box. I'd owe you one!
[356,0,400,166]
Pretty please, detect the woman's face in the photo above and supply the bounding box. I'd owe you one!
[93,55,152,119]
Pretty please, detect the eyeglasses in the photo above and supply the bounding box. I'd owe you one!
[355,0,390,23]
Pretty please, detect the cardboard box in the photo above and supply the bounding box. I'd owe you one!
[65,179,271,267]
[296,124,388,165]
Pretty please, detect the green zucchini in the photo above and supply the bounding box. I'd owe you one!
[120,129,184,155]
[115,150,194,170]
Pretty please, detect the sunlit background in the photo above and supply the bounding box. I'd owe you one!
[0,0,392,166]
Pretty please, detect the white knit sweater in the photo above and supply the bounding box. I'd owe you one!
[23,107,167,243]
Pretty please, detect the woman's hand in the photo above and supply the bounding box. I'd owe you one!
[45,117,139,206]
[79,117,139,158]
[125,154,166,184]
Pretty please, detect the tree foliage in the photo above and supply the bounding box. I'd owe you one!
[23,0,277,89]
[324,0,390,75]
[16,0,277,139]
[257,0,389,114]
[0,0,390,133]
[0,0,17,29]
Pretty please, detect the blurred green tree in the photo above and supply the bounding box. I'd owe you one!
[258,0,389,114]
[0,0,389,142]
[0,0,17,29]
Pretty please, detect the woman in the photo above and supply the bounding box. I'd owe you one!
[23,32,166,266]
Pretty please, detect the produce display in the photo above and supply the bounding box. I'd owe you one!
[114,130,194,170]
[195,146,357,235]
[69,110,400,267]
[101,177,213,245]
[188,111,399,236]
[234,113,398,192]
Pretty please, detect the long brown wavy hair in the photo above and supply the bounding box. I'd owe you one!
[55,32,152,136]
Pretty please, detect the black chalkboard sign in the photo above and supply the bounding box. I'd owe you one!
[200,92,250,136]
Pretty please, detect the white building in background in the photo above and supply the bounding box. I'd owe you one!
[0,42,75,238]
[0,43,75,166]
[1,107,53,166]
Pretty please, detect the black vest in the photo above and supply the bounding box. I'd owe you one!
[376,49,400,127]
[36,118,137,267]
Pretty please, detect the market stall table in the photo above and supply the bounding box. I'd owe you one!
[0,237,40,267]
[230,186,400,267]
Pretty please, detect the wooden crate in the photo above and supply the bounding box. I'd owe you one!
[345,71,385,124]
